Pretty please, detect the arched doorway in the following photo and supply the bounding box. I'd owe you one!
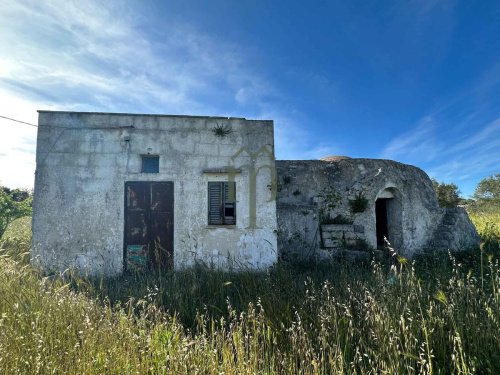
[375,187,403,250]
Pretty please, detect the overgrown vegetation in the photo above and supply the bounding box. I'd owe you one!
[0,187,32,237]
[468,174,500,214]
[1,219,499,373]
[466,173,500,254]
[1,178,499,373]
[211,123,233,137]
[349,192,368,213]
[320,213,353,225]
[0,215,31,263]
[431,178,461,208]
[469,212,500,254]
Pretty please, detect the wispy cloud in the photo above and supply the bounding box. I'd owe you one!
[0,0,336,187]
[0,1,237,113]
[380,116,439,162]
[381,114,500,196]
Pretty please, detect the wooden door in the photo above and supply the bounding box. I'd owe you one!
[124,182,174,272]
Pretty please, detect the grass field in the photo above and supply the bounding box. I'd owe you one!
[469,211,500,253]
[0,215,499,374]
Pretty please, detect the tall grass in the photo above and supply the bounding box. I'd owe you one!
[0,215,31,263]
[1,251,499,374]
[1,213,499,373]
[469,211,500,253]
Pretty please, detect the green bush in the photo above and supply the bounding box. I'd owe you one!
[0,187,32,237]
[431,179,461,208]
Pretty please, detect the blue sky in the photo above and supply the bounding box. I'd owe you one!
[0,0,499,196]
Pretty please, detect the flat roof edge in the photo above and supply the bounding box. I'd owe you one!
[37,110,272,122]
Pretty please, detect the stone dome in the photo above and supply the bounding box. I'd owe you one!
[319,155,352,162]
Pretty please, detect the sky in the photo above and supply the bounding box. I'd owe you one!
[0,0,499,197]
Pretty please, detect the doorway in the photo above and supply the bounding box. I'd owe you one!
[375,187,403,250]
[124,181,174,272]
[376,198,389,248]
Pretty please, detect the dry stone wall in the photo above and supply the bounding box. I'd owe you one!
[276,158,479,260]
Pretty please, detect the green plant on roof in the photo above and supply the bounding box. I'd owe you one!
[211,123,233,137]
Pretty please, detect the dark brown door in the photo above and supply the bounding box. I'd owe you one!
[124,182,174,272]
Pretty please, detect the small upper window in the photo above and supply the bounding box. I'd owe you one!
[142,156,159,173]
[208,181,236,225]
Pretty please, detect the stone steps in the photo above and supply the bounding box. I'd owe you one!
[426,209,461,252]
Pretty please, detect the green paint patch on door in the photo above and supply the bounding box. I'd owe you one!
[126,245,147,271]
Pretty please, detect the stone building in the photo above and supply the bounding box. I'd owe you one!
[32,111,479,276]
[276,158,479,261]
[32,111,278,276]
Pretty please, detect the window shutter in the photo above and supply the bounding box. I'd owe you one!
[223,182,236,225]
[208,182,222,225]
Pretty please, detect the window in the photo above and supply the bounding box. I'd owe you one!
[142,155,159,173]
[208,181,236,225]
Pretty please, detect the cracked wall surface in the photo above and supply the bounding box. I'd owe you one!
[32,111,278,276]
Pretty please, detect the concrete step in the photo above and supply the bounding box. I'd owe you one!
[323,238,342,248]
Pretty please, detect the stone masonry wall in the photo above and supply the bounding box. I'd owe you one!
[32,111,278,276]
[276,159,479,260]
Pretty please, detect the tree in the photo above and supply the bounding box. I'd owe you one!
[0,187,32,238]
[431,178,461,208]
[472,174,500,212]
[473,174,500,201]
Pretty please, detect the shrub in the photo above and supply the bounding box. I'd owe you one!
[431,178,461,208]
[0,187,32,237]
[349,192,368,213]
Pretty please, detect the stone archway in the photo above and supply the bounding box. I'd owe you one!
[375,187,403,250]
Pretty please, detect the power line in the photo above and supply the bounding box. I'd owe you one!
[0,115,38,127]
[0,114,135,130]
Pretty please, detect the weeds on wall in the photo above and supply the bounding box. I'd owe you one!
[317,187,343,224]
[319,211,353,225]
[211,123,233,137]
[349,192,368,213]
[318,186,341,210]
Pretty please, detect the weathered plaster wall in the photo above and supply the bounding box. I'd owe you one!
[275,159,477,259]
[32,112,278,276]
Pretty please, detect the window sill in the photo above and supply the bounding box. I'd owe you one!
[206,225,237,229]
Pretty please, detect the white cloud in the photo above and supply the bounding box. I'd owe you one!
[0,0,339,187]
[0,91,40,188]
[380,116,439,162]
[427,118,500,182]
[381,114,500,196]
[0,0,262,114]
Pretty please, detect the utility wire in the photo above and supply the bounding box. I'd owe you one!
[0,115,38,127]
[0,114,134,129]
